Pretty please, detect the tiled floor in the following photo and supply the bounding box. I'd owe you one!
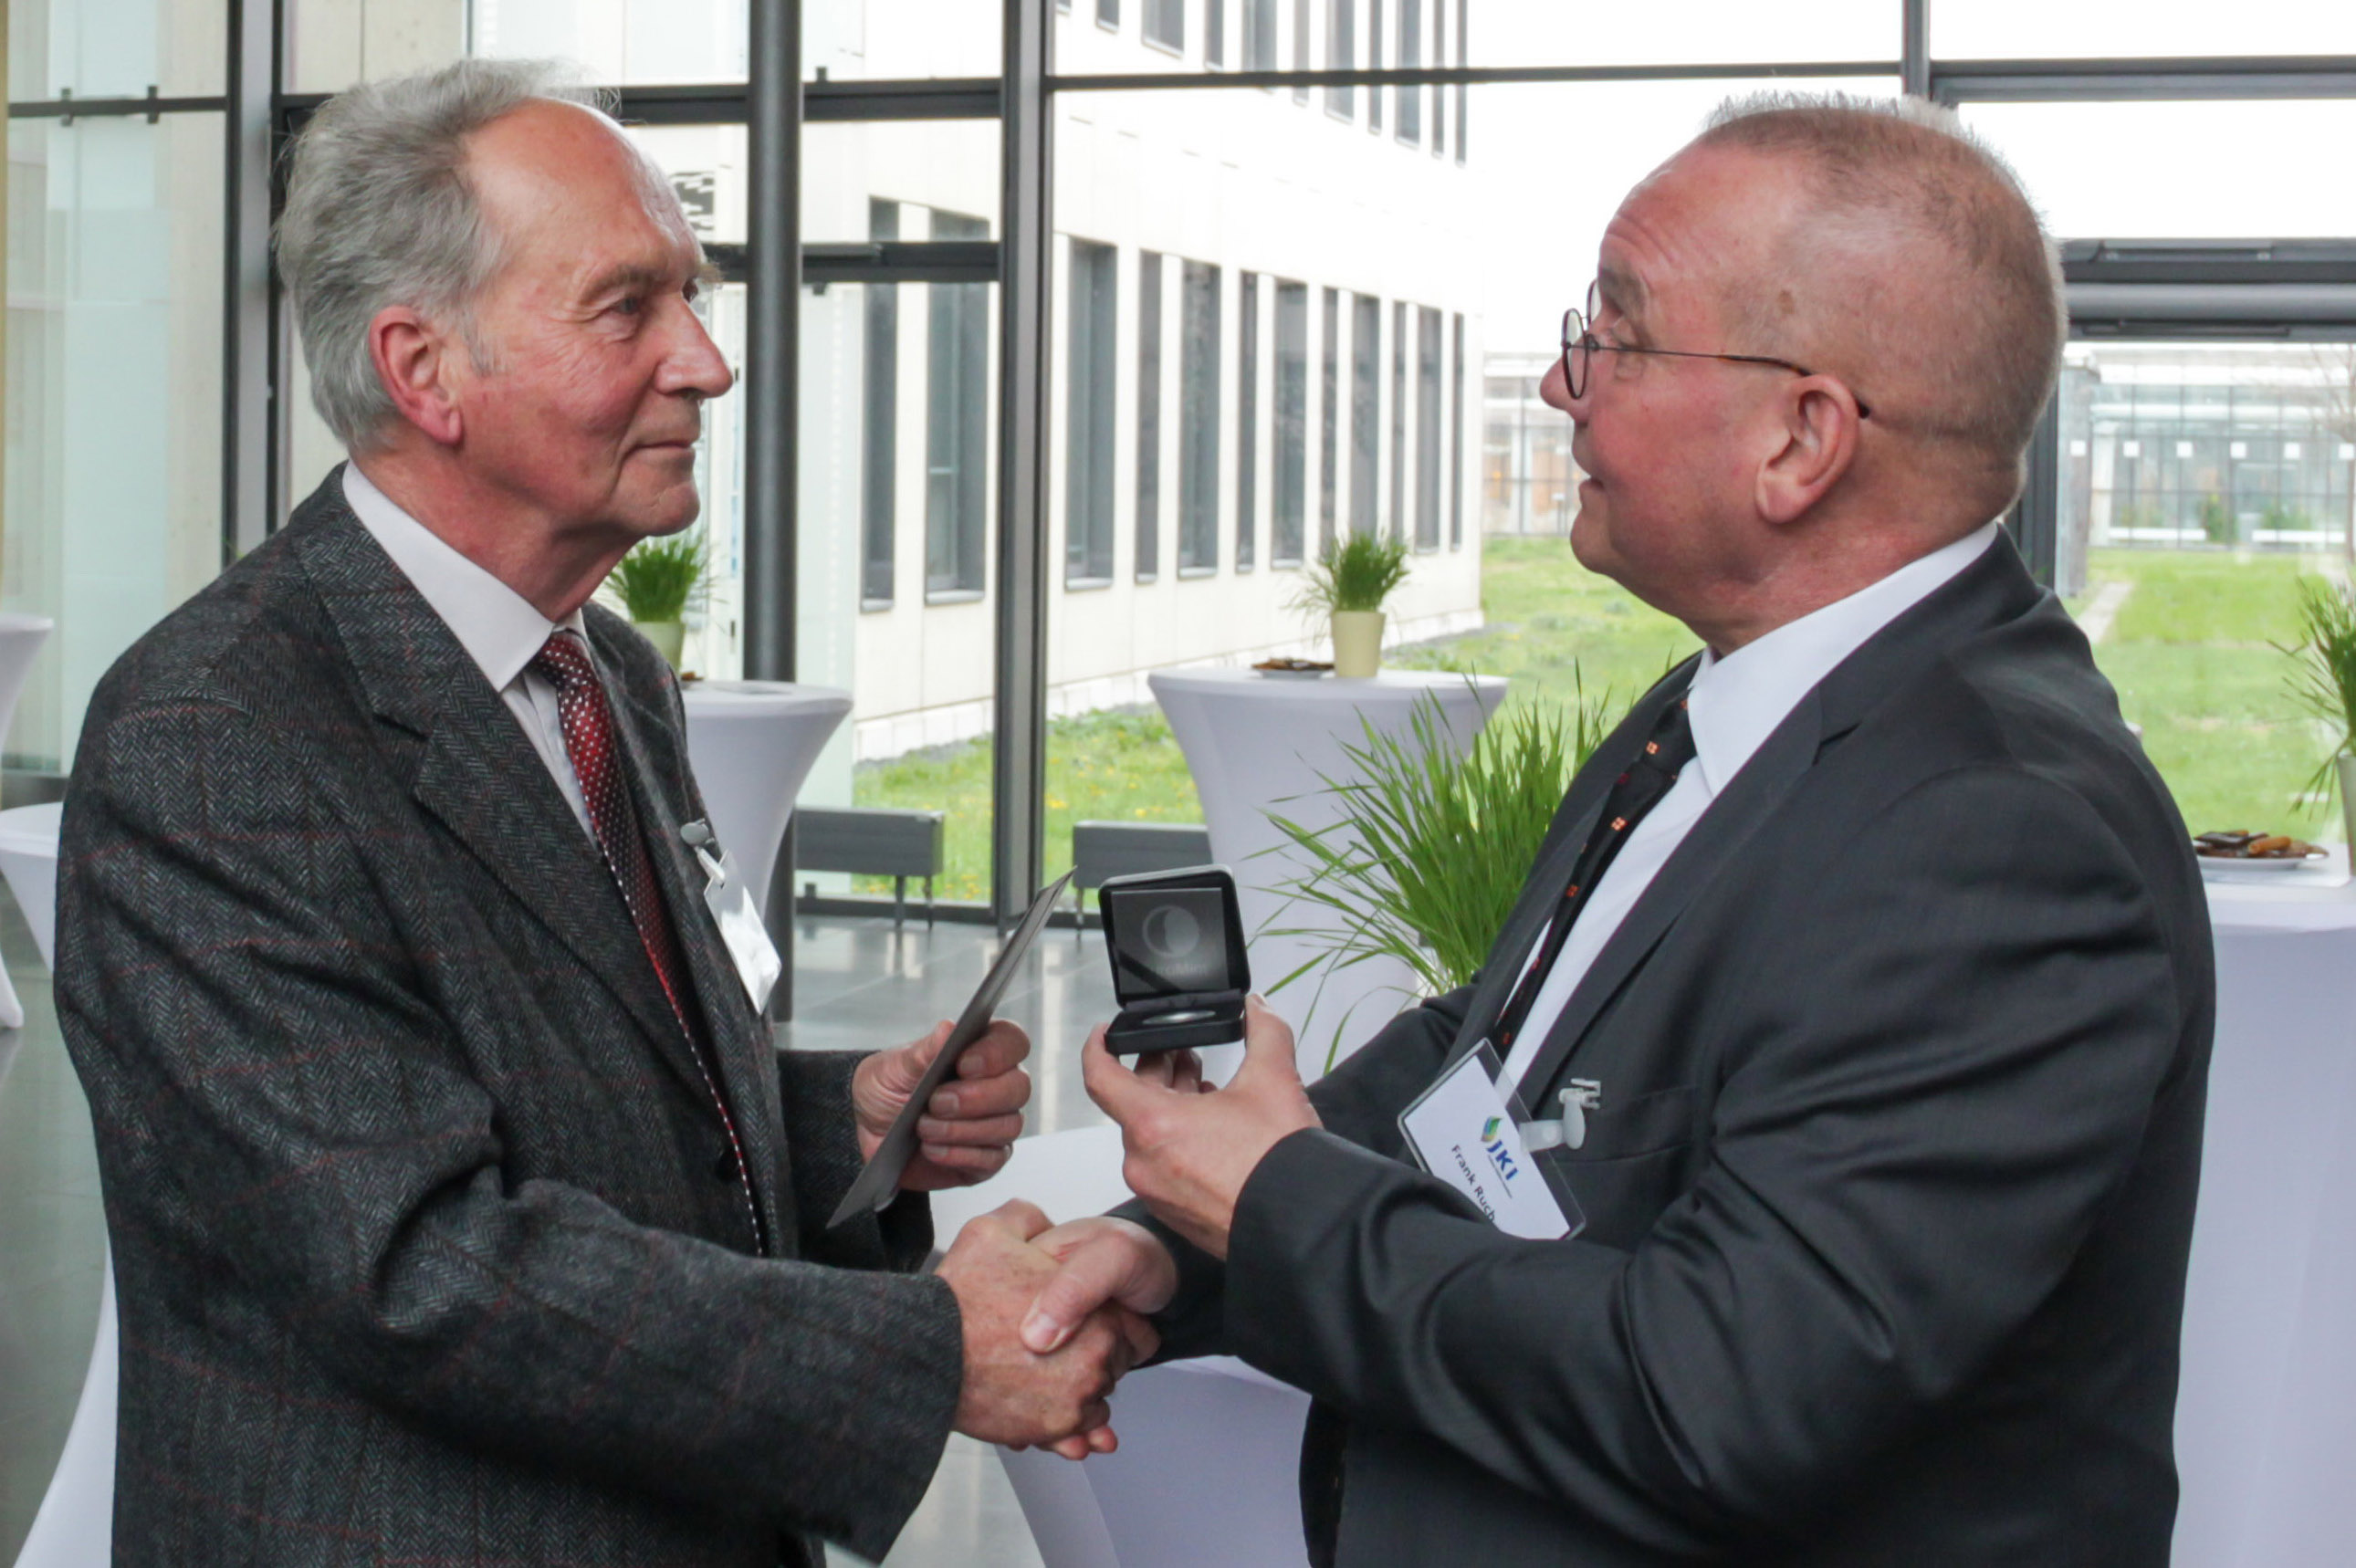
[0,899,1118,1567]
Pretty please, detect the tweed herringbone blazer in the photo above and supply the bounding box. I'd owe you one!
[57,471,963,1567]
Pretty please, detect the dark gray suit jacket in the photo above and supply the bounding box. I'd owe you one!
[57,472,961,1566]
[1145,536,2215,1565]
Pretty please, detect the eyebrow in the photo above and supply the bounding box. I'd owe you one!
[581,260,711,301]
[1597,265,1648,322]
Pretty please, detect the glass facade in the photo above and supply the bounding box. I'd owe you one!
[10,0,2356,938]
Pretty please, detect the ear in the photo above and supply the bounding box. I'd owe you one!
[1753,378,1863,527]
[366,306,466,449]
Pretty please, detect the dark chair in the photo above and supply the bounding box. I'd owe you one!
[795,806,947,929]
[1068,821,1214,936]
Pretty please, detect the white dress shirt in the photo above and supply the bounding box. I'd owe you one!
[341,464,596,839]
[1497,521,2003,1091]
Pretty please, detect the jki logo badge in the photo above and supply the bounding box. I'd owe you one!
[1480,1116,1521,1183]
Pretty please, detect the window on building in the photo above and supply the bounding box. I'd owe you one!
[1099,0,1120,24]
[1390,299,1408,539]
[1179,259,1224,572]
[1275,280,1309,565]
[1293,0,1312,100]
[1396,0,1421,144]
[1238,271,1260,570]
[1353,292,1381,536]
[926,210,990,598]
[1207,0,1225,65]
[1325,0,1354,118]
[1321,286,1342,550]
[1146,0,1185,51]
[1450,310,1465,549]
[1137,250,1164,580]
[1368,0,1384,133]
[1066,239,1118,586]
[1417,305,1442,549]
[1245,0,1278,69]
[862,199,900,607]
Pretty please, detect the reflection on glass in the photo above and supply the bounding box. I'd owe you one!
[1178,259,1223,572]
[1321,286,1341,547]
[1352,293,1379,535]
[1238,270,1261,571]
[1389,298,1407,538]
[805,0,1000,81]
[801,122,1000,243]
[2056,341,2356,841]
[1136,250,1164,580]
[1274,281,1310,564]
[1962,100,2356,240]
[10,0,226,99]
[1417,306,1443,549]
[286,0,464,93]
[5,115,224,772]
[1936,0,2356,60]
[926,211,991,599]
[1067,238,1120,585]
[473,0,747,85]
[862,201,900,607]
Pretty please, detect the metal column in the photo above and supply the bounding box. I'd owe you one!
[222,0,277,560]
[991,0,1053,925]
[747,0,801,1009]
[1902,0,1931,99]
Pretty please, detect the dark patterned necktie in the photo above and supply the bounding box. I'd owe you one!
[530,630,764,1253]
[1491,694,1698,1053]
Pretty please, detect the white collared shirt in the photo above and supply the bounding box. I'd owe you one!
[341,464,596,839]
[1497,521,2003,1092]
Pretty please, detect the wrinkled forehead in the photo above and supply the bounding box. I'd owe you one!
[1596,145,1800,330]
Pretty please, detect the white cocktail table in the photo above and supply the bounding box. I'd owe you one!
[1148,668,1506,1077]
[2173,847,2356,1567]
[677,681,853,918]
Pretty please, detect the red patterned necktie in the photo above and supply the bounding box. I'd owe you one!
[529,630,764,1253]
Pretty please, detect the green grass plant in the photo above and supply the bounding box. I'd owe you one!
[1292,531,1412,617]
[603,530,707,623]
[1257,680,1625,1065]
[2281,575,2356,800]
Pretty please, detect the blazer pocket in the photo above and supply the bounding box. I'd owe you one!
[1547,1085,1700,1247]
[1568,1083,1697,1163]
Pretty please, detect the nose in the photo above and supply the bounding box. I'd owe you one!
[1539,351,1582,419]
[658,298,735,402]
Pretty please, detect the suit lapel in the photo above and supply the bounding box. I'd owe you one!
[597,633,791,1253]
[292,484,722,1103]
[1511,692,1823,1102]
[1506,531,2049,1102]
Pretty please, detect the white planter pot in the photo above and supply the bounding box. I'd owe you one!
[634,619,686,670]
[1331,610,1386,678]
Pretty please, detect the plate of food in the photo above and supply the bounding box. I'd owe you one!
[2193,830,2331,873]
[1253,657,1334,681]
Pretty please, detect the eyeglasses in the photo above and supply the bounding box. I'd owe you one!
[1561,282,1871,419]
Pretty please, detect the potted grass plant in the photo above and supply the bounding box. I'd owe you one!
[1262,674,1625,1068]
[2286,576,2356,850]
[603,529,707,671]
[1293,533,1412,677]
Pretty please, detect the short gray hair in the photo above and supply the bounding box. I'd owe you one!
[275,58,614,452]
[1696,93,2066,502]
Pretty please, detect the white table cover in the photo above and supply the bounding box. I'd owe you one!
[676,681,852,919]
[2173,846,2356,1568]
[1148,668,1507,1077]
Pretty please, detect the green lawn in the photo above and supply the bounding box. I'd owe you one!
[853,539,2349,902]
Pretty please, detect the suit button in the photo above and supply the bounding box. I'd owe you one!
[714,1148,738,1180]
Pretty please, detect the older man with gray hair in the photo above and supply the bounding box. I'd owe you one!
[57,58,1141,1567]
[1025,94,2215,1566]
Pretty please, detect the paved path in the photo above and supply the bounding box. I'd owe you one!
[2077,579,2135,646]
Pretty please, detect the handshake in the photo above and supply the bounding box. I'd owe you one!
[853,997,1322,1459]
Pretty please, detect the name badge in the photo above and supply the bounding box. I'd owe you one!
[684,821,780,1013]
[1398,1042,1584,1241]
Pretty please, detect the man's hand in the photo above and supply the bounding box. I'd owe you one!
[936,1201,1157,1454]
[1014,1216,1182,1460]
[854,1019,1031,1191]
[1083,996,1319,1260]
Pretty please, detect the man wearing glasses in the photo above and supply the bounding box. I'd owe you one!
[1028,94,2214,1567]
